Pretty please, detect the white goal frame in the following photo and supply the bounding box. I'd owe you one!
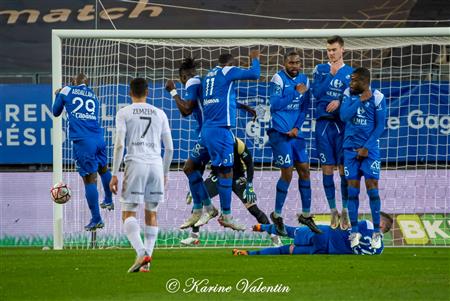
[52,27,450,250]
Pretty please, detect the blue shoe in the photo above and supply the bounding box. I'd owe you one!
[100,200,114,211]
[84,220,104,231]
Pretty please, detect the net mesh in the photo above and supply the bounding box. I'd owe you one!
[58,35,450,248]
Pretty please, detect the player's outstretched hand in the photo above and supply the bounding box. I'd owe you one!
[286,128,299,138]
[109,176,119,195]
[165,80,176,93]
[244,182,256,204]
[295,83,307,95]
[326,100,340,113]
[250,49,260,60]
[356,148,369,160]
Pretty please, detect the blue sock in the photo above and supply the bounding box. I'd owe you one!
[323,174,336,210]
[340,175,348,209]
[298,179,311,213]
[347,186,360,233]
[248,245,291,255]
[99,170,113,203]
[368,189,381,232]
[274,179,290,215]
[187,171,204,210]
[84,183,101,222]
[218,177,233,214]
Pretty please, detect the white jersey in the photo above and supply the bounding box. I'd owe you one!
[112,102,172,175]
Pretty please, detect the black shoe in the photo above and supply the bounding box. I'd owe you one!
[297,214,322,234]
[270,212,287,236]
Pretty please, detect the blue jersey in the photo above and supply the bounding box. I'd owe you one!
[311,63,353,120]
[184,76,204,136]
[292,220,383,255]
[202,59,260,128]
[269,71,310,137]
[340,88,386,151]
[53,84,103,141]
[329,220,384,255]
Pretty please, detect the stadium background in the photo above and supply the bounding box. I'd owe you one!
[1,0,449,248]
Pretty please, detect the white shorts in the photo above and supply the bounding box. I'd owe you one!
[120,161,164,204]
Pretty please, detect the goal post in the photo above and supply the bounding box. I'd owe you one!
[52,28,450,250]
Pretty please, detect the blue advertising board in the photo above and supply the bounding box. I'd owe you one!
[0,82,448,164]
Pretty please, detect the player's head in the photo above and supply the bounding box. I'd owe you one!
[380,211,394,233]
[179,58,197,85]
[218,53,235,67]
[71,73,88,86]
[350,67,371,95]
[326,35,345,63]
[129,78,148,100]
[283,51,301,78]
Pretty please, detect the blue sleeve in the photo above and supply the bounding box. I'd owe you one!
[311,67,331,99]
[225,58,260,81]
[269,82,300,110]
[363,96,386,149]
[52,93,65,117]
[340,94,360,122]
[294,89,310,129]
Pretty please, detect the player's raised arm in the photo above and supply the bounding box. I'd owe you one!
[52,86,70,117]
[293,79,311,130]
[339,88,360,122]
[223,50,261,81]
[166,58,202,117]
[363,92,386,150]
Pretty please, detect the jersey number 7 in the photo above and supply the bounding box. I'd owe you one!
[140,116,152,138]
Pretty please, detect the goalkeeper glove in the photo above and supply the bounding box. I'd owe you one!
[244,182,256,204]
[185,191,193,205]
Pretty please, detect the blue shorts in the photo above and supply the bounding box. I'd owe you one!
[72,137,108,177]
[268,130,308,168]
[315,119,344,165]
[343,149,381,180]
[201,127,234,168]
[293,225,330,254]
[189,134,210,167]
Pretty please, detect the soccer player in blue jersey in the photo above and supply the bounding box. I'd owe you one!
[340,67,387,249]
[200,50,260,231]
[166,58,218,229]
[312,36,353,230]
[53,73,113,231]
[232,212,393,256]
[268,51,321,236]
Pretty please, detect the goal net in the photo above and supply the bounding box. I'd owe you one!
[52,29,450,249]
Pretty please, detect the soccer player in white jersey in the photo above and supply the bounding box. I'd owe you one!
[109,78,174,273]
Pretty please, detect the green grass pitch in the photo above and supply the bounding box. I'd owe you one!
[1,247,449,301]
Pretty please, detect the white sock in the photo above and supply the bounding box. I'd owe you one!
[123,217,145,257]
[144,225,158,257]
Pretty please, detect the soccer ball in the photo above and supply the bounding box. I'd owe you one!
[50,182,71,204]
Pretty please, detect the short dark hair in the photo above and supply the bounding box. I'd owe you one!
[381,211,394,232]
[218,53,234,65]
[283,51,300,61]
[130,78,148,98]
[327,35,344,47]
[353,67,371,83]
[179,58,197,76]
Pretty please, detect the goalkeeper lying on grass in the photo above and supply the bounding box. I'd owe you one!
[233,212,393,256]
